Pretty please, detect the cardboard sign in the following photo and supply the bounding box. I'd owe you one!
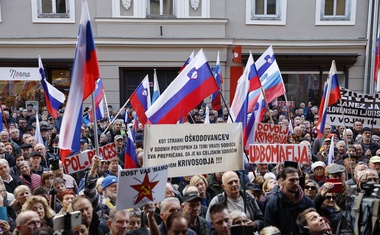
[277,101,295,109]
[144,123,244,177]
[63,143,117,174]
[254,122,288,144]
[249,144,309,164]
[116,165,168,210]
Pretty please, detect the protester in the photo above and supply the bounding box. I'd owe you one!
[296,208,329,235]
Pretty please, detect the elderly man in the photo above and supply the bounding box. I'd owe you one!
[107,208,129,235]
[181,191,210,235]
[159,197,196,235]
[206,171,263,232]
[208,203,232,235]
[0,159,23,193]
[369,156,380,176]
[359,127,380,157]
[29,151,49,176]
[16,210,41,235]
[72,195,109,235]
[114,135,125,168]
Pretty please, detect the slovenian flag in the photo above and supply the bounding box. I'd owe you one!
[39,56,66,119]
[124,128,138,169]
[179,51,194,73]
[130,75,151,125]
[316,60,341,138]
[211,51,222,111]
[59,0,100,159]
[146,49,219,124]
[90,78,105,122]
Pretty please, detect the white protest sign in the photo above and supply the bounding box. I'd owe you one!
[249,144,309,164]
[116,164,168,210]
[254,122,288,144]
[63,143,117,174]
[144,123,243,177]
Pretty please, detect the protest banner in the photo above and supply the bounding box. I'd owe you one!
[254,122,288,144]
[144,123,243,177]
[249,144,309,164]
[327,87,380,127]
[277,101,295,109]
[63,143,117,174]
[116,164,168,210]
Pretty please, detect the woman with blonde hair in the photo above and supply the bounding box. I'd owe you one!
[22,195,55,228]
[260,226,281,235]
[9,185,31,218]
[189,174,213,206]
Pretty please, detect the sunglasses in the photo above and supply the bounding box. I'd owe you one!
[325,196,336,200]
[305,186,316,190]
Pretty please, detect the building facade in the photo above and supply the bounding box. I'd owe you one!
[0,0,377,110]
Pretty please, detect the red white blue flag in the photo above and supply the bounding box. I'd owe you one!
[146,49,218,124]
[130,75,151,125]
[59,0,100,159]
[316,60,341,138]
[39,56,66,119]
[179,51,194,73]
[211,51,222,111]
[152,69,160,104]
[89,78,105,122]
[124,128,138,169]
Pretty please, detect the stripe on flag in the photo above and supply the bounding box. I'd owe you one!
[130,75,151,125]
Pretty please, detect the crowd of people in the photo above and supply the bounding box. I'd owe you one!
[0,100,378,235]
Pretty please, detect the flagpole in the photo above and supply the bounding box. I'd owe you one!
[104,92,110,120]
[102,98,130,136]
[219,90,235,122]
[91,93,100,156]
[339,98,354,179]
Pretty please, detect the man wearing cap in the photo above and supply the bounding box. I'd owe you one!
[20,143,32,160]
[100,175,118,219]
[369,156,380,176]
[114,135,125,168]
[245,182,265,213]
[29,151,49,176]
[312,124,332,155]
[181,192,211,235]
[80,138,89,152]
[358,127,380,157]
[325,163,348,210]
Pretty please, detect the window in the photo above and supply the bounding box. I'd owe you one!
[246,0,287,25]
[111,0,210,18]
[315,0,356,25]
[31,0,75,23]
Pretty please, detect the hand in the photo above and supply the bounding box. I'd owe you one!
[365,149,372,157]
[143,202,156,220]
[90,155,102,175]
[321,182,334,196]
[0,220,10,233]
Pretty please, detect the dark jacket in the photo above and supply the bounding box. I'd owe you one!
[314,193,343,234]
[189,216,211,235]
[4,174,23,194]
[264,186,315,235]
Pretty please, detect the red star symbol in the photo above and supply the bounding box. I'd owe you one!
[131,173,159,204]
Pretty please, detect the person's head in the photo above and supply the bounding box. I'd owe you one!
[369,156,380,175]
[16,210,41,235]
[304,180,319,200]
[230,210,249,226]
[0,159,10,179]
[322,192,338,210]
[353,143,363,157]
[181,191,202,219]
[257,163,268,176]
[72,224,89,235]
[336,140,346,154]
[126,208,141,231]
[279,167,300,195]
[53,178,67,198]
[358,169,380,190]
[41,172,54,188]
[114,135,124,148]
[108,157,119,174]
[262,178,278,193]
[165,182,175,198]
[259,226,281,235]
[102,175,118,201]
[60,190,76,211]
[26,136,37,148]
[222,171,240,199]
[14,185,32,205]
[353,120,363,132]
[209,203,231,235]
[166,211,189,235]
[107,208,129,235]
[52,160,64,178]
[189,174,208,198]
[113,119,123,131]
[311,161,326,177]
[326,163,346,184]
[19,160,31,176]
[343,129,353,142]
[354,163,368,182]
[21,195,54,220]
[72,196,94,226]
[296,208,328,235]
[29,151,42,168]
[160,197,181,225]
[34,144,46,157]
[3,142,14,155]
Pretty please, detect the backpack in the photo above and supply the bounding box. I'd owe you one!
[350,192,380,235]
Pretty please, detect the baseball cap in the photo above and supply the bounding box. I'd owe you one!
[135,133,144,143]
[114,135,123,141]
[102,175,118,190]
[182,191,202,202]
[245,182,261,191]
[29,151,42,158]
[370,156,380,163]
[80,138,88,144]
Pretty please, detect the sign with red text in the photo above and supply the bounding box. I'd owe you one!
[254,122,288,144]
[249,144,308,164]
[144,123,243,177]
[63,143,117,174]
[277,101,295,108]
[116,164,168,210]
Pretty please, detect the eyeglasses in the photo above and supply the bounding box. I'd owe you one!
[305,186,316,190]
[325,196,336,200]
